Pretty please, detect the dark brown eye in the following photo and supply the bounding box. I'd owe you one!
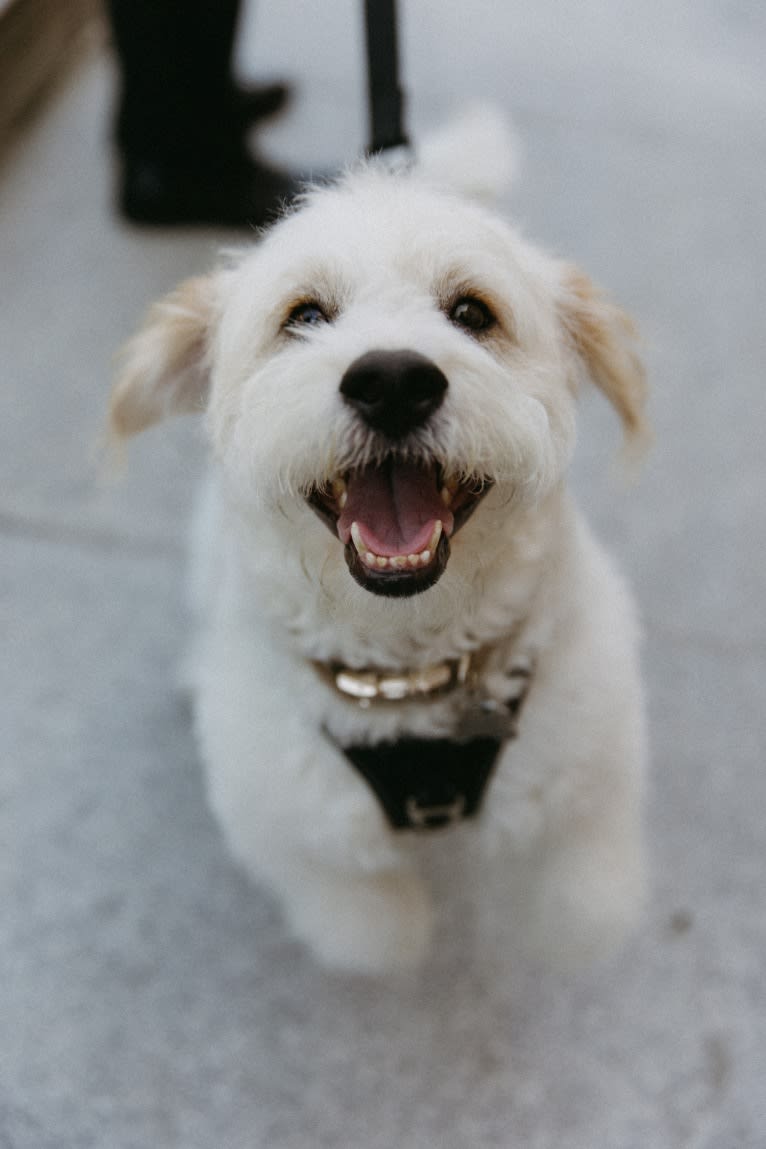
[449,296,495,333]
[285,301,329,330]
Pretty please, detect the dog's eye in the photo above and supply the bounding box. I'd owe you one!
[285,301,330,330]
[449,296,495,334]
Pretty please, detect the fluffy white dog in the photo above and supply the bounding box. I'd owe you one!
[110,116,649,973]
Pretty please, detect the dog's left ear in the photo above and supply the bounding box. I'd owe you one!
[558,266,650,450]
[110,274,218,442]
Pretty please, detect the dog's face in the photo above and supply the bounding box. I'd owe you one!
[111,168,646,603]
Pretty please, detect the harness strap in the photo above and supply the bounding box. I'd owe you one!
[364,0,410,153]
[341,736,505,831]
[316,648,534,832]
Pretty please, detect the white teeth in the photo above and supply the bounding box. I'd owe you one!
[350,522,365,553]
[440,475,460,506]
[350,520,443,572]
[331,478,348,508]
[427,520,444,552]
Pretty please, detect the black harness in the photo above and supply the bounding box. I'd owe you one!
[319,653,533,832]
[342,736,504,831]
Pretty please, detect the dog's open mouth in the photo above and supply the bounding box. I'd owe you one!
[308,459,491,597]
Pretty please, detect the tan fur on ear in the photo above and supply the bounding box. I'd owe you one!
[560,267,650,453]
[110,274,217,441]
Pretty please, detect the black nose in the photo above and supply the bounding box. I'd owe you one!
[339,350,448,440]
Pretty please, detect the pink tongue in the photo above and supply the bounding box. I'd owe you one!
[337,460,453,556]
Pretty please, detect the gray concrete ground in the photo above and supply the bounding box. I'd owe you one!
[1,2,765,1146]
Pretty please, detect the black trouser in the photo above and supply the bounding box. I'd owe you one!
[107,0,244,164]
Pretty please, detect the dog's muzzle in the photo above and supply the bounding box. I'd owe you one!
[307,349,491,598]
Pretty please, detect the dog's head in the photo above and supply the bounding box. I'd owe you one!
[111,166,647,601]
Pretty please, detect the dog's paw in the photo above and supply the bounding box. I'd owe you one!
[287,869,435,974]
[526,840,646,969]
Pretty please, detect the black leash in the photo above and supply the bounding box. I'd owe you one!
[364,0,410,153]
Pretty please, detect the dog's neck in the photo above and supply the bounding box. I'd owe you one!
[228,483,572,671]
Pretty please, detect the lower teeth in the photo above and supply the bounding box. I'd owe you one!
[351,521,442,571]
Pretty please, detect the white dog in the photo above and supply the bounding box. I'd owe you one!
[110,116,649,973]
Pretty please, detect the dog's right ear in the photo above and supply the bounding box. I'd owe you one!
[109,274,218,442]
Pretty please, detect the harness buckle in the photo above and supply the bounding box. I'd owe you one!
[405,792,466,831]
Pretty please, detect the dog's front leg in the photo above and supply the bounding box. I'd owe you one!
[194,648,434,972]
[524,781,646,968]
[486,727,646,968]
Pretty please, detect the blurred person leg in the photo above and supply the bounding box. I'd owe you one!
[107,0,295,226]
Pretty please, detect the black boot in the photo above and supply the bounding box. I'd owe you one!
[119,148,298,229]
[107,0,297,227]
[233,80,290,127]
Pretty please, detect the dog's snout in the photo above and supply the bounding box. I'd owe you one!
[340,350,448,439]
